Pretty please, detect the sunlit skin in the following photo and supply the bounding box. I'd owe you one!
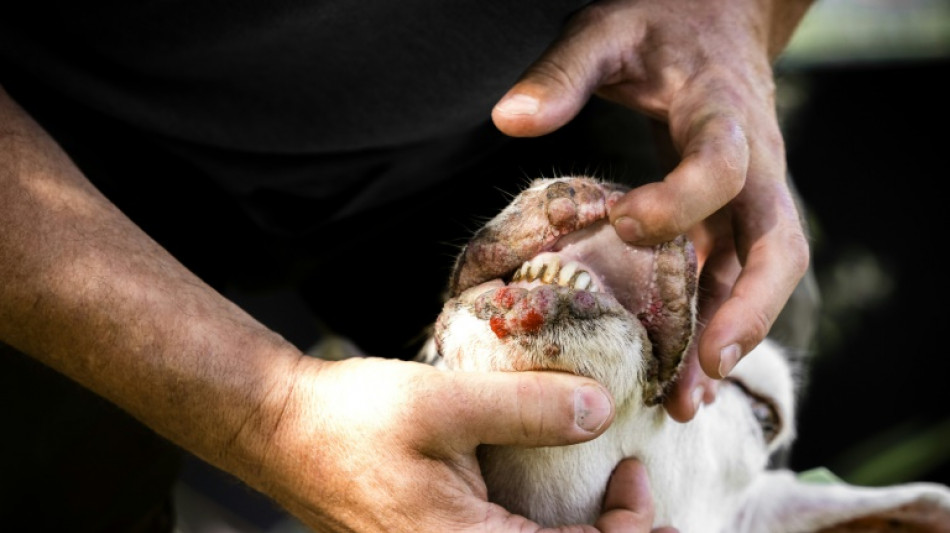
[1,0,812,529]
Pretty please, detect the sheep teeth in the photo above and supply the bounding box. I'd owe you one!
[523,255,549,282]
[511,255,597,291]
[540,256,560,283]
[558,261,578,286]
[512,264,525,281]
[572,271,592,291]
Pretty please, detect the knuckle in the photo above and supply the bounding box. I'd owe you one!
[747,308,774,351]
[787,217,811,255]
[668,209,699,240]
[527,57,584,95]
[632,212,681,246]
[777,196,812,279]
[718,169,747,204]
[648,213,692,245]
[785,229,812,280]
[567,2,615,33]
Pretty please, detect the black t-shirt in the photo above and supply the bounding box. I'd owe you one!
[1,1,591,226]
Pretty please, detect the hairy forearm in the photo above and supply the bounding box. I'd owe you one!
[0,85,303,478]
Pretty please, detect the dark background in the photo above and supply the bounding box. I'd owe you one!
[782,58,950,487]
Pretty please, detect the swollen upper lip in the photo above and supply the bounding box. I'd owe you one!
[448,177,625,297]
[464,221,663,322]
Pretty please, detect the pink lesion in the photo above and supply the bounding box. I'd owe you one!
[489,315,509,338]
[478,285,566,339]
[441,176,698,404]
[450,177,623,296]
[544,197,577,232]
[516,308,545,335]
[490,286,517,310]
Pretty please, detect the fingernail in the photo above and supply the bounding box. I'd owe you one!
[574,385,613,433]
[495,94,539,116]
[718,344,742,378]
[613,216,642,242]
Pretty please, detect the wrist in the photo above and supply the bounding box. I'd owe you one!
[228,354,348,523]
[211,344,313,486]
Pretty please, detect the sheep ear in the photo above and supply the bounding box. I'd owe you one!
[730,469,950,532]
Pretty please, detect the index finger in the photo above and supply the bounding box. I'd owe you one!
[609,109,750,246]
[695,176,810,378]
[608,68,761,244]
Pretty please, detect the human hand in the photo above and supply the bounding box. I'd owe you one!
[249,356,673,532]
[491,0,812,422]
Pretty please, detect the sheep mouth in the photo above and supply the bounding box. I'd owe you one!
[439,177,698,403]
[450,220,698,402]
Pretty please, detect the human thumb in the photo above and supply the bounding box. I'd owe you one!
[447,370,615,448]
[491,23,606,138]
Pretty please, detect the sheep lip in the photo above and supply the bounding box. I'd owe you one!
[462,220,697,341]
[534,221,659,320]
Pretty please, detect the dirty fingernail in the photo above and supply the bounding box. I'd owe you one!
[718,344,742,378]
[613,216,642,242]
[495,94,539,116]
[575,385,613,433]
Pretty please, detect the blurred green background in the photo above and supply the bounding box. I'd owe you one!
[775,0,950,487]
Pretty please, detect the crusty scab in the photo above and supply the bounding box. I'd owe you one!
[449,177,628,297]
[640,236,699,402]
[440,176,699,405]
